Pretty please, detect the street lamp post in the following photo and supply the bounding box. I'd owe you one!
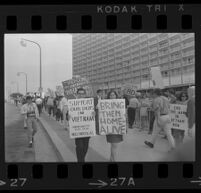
[17,72,28,94]
[20,38,42,96]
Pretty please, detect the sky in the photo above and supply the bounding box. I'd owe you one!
[5,33,72,97]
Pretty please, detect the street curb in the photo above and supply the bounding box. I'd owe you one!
[38,117,76,162]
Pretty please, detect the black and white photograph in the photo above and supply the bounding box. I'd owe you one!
[4,33,195,162]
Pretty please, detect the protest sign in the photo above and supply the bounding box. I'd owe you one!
[62,76,93,99]
[169,104,188,131]
[56,85,64,96]
[150,66,164,89]
[122,83,138,96]
[98,99,126,135]
[68,98,96,138]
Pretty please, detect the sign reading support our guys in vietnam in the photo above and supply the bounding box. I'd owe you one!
[169,104,188,131]
[68,98,96,138]
[98,99,126,135]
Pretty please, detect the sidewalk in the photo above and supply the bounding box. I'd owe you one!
[5,103,35,162]
[39,111,171,162]
[5,103,59,162]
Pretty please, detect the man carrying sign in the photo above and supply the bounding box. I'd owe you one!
[68,88,95,162]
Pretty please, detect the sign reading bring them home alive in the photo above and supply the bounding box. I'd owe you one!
[68,98,96,138]
[98,99,127,135]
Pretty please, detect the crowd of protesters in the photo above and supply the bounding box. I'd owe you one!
[16,85,195,162]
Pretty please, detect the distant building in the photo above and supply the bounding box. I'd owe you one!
[72,33,195,91]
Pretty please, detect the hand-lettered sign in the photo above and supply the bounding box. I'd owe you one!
[169,104,188,131]
[98,99,126,135]
[68,98,96,138]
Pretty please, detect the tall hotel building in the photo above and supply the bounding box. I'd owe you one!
[72,33,195,91]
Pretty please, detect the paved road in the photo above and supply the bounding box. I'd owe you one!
[5,103,59,162]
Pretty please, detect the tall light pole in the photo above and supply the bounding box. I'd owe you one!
[11,81,19,93]
[17,72,28,94]
[20,38,42,96]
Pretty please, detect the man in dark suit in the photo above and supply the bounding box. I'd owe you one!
[94,89,103,135]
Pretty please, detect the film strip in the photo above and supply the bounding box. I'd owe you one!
[1,3,201,190]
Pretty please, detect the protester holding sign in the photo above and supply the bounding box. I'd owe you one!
[94,89,103,135]
[68,88,96,162]
[186,86,195,139]
[144,88,175,151]
[98,90,126,162]
[170,92,188,147]
[60,95,69,130]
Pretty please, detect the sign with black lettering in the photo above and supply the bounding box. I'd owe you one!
[122,84,137,96]
[98,99,126,135]
[62,76,93,99]
[150,66,164,89]
[169,104,187,131]
[68,98,96,138]
[56,85,64,96]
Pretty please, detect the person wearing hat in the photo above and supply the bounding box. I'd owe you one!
[22,95,39,147]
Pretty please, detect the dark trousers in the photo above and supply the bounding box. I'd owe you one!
[75,137,90,162]
[128,107,136,128]
[48,106,54,116]
[37,104,42,116]
[149,111,155,133]
[56,108,61,121]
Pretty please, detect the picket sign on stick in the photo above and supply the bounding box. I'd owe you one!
[121,83,138,96]
[68,98,96,138]
[150,66,164,89]
[169,104,188,132]
[98,99,126,135]
[62,76,93,99]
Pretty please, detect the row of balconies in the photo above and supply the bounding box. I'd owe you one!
[73,39,194,57]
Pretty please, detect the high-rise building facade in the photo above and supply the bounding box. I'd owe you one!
[72,33,195,90]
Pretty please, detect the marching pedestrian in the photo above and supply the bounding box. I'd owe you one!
[23,96,39,147]
[68,88,94,162]
[94,89,103,135]
[47,96,54,117]
[127,94,140,129]
[35,96,43,116]
[147,90,155,135]
[186,86,195,139]
[144,88,175,152]
[171,92,188,147]
[60,95,69,130]
[55,96,62,122]
[105,90,124,162]
[21,96,28,129]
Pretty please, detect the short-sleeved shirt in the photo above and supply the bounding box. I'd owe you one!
[129,97,140,108]
[35,98,42,105]
[60,97,68,112]
[21,102,39,118]
[153,96,170,115]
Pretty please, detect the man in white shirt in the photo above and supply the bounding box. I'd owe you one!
[127,95,140,129]
[59,95,69,130]
[22,96,39,147]
[35,96,43,116]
